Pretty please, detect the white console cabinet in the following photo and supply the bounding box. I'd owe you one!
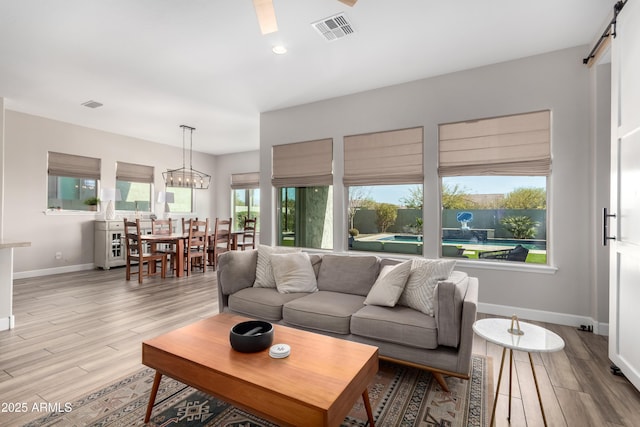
[94,219,152,269]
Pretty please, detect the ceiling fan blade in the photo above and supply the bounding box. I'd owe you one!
[252,0,278,34]
[337,0,358,6]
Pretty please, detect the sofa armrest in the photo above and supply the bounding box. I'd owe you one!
[216,249,258,313]
[435,271,469,347]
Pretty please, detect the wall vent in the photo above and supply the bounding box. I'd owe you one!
[311,13,354,42]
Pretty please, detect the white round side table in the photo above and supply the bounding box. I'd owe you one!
[473,317,565,427]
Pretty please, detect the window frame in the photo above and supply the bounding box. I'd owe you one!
[115,161,154,212]
[47,152,100,212]
[232,187,260,232]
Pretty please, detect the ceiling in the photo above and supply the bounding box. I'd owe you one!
[0,0,614,155]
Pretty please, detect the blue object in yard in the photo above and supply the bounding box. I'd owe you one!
[457,212,473,229]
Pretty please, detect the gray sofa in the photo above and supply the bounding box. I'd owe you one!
[216,248,478,390]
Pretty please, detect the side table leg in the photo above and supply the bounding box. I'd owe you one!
[528,352,548,427]
[362,389,375,427]
[144,371,163,423]
[508,349,513,421]
[490,347,507,427]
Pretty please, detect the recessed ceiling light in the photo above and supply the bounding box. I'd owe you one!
[272,45,287,55]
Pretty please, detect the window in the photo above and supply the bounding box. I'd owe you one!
[47,152,100,211]
[278,186,333,248]
[438,110,550,264]
[115,162,153,212]
[272,139,333,249]
[167,187,193,213]
[344,127,424,254]
[348,185,423,254]
[231,172,260,232]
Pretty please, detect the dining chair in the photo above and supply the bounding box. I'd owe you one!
[123,218,167,284]
[182,217,199,233]
[236,217,257,251]
[185,218,209,276]
[151,218,176,274]
[208,217,232,270]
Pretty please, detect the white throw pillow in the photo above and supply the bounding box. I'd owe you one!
[364,260,412,307]
[398,259,456,316]
[270,252,318,294]
[253,245,301,288]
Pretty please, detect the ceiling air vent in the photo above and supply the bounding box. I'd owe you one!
[81,100,103,109]
[311,13,354,42]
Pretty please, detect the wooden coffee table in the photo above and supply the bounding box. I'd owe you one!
[142,313,378,426]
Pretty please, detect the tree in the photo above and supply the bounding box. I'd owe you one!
[400,186,423,209]
[375,203,397,233]
[348,187,373,230]
[500,215,539,239]
[442,183,475,209]
[504,187,546,209]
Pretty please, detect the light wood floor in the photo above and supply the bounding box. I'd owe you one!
[1,268,639,426]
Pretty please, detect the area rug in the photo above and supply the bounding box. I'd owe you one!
[25,356,489,427]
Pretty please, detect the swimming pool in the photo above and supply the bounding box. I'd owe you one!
[378,235,423,242]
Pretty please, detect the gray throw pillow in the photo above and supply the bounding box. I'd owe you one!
[271,252,318,294]
[364,259,412,307]
[253,245,301,288]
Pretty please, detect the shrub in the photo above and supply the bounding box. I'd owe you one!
[375,203,397,233]
[83,197,100,206]
[500,215,539,239]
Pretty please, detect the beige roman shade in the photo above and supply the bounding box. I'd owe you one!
[438,110,551,176]
[116,161,154,183]
[343,127,423,186]
[48,152,101,180]
[231,172,260,189]
[272,138,333,187]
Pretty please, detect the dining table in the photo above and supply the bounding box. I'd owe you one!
[230,230,247,250]
[141,232,189,277]
[141,229,250,278]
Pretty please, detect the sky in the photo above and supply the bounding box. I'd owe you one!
[366,176,546,205]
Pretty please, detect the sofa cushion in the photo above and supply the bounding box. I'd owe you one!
[398,258,456,316]
[351,305,438,350]
[283,291,366,335]
[435,271,469,347]
[316,255,379,296]
[253,245,301,288]
[228,287,310,321]
[271,252,318,294]
[364,260,412,307]
[217,249,258,296]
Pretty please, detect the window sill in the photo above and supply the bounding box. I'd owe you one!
[453,258,557,274]
[43,210,99,216]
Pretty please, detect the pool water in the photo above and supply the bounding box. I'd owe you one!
[378,235,422,242]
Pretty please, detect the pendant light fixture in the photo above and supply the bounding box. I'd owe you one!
[163,125,211,189]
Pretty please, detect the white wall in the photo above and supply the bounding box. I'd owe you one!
[3,111,217,275]
[0,97,4,241]
[259,46,608,328]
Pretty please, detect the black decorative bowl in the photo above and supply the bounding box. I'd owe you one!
[230,320,274,353]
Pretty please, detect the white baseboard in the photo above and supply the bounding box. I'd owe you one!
[13,263,96,280]
[0,315,15,331]
[478,303,609,336]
